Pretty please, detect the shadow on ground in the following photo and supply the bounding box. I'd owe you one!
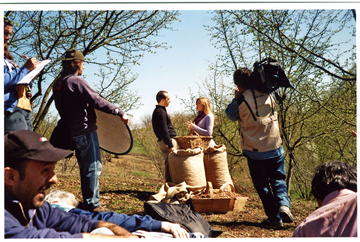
[102,189,155,202]
[208,220,296,230]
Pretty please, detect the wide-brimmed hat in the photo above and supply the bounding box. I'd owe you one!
[5,130,73,167]
[64,49,85,61]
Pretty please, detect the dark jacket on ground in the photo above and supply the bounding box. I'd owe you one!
[152,105,177,148]
[5,190,99,238]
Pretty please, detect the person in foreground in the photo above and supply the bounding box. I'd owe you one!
[293,160,357,237]
[45,190,194,238]
[225,68,293,227]
[4,130,138,238]
[186,97,216,146]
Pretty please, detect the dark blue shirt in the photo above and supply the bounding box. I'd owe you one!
[68,207,162,232]
[5,191,99,238]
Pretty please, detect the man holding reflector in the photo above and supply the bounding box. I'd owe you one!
[52,49,129,212]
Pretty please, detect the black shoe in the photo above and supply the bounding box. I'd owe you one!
[77,202,95,212]
[261,217,283,228]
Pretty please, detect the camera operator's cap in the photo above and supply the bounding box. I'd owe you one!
[4,130,73,167]
[64,49,85,61]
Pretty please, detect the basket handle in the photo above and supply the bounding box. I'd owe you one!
[205,181,214,198]
[188,130,200,137]
[219,183,234,192]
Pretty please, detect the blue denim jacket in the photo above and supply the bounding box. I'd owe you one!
[225,98,240,121]
[4,58,31,112]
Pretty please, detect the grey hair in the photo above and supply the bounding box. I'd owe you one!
[45,189,79,207]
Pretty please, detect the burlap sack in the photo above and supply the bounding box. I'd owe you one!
[203,145,234,189]
[168,147,206,187]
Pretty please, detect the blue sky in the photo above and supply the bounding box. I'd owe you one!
[2,2,358,127]
[127,10,220,125]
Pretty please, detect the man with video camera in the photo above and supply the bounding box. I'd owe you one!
[225,66,293,228]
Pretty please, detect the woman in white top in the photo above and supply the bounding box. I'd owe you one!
[186,97,215,146]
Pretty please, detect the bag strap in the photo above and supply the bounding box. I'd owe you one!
[238,89,257,121]
[240,89,277,122]
[243,98,257,121]
[251,88,260,118]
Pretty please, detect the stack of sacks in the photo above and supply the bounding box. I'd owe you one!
[168,144,233,190]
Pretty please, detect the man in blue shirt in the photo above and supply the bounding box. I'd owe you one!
[4,130,190,238]
[4,130,138,238]
[45,190,200,238]
[4,17,37,133]
[225,68,293,227]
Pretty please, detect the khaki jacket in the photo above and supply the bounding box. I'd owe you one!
[238,89,282,152]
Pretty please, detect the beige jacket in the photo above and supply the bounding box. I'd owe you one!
[238,89,282,152]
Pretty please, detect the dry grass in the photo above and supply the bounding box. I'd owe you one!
[52,152,317,238]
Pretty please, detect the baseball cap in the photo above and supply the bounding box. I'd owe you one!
[63,49,85,61]
[4,130,73,167]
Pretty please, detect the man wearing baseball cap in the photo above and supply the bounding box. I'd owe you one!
[52,49,129,212]
[4,130,138,238]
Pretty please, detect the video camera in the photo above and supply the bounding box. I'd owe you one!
[250,58,293,94]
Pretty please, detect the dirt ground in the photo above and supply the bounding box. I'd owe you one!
[53,153,317,238]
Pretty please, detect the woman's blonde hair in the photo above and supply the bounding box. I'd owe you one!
[197,97,213,115]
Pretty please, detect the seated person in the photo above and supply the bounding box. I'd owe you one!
[186,97,215,146]
[45,189,205,238]
[293,160,357,237]
[5,130,138,238]
[3,130,199,239]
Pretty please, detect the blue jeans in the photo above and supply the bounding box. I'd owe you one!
[4,107,33,134]
[246,154,290,221]
[72,131,102,210]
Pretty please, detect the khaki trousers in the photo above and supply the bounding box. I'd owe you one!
[158,139,178,182]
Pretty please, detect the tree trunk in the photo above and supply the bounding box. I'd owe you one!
[286,152,294,196]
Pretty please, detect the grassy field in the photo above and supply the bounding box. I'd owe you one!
[52,151,317,238]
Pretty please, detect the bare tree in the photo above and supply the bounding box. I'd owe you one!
[7,10,180,132]
[206,9,356,198]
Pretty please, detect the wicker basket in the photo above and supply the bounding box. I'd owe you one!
[190,182,248,214]
[174,131,212,149]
